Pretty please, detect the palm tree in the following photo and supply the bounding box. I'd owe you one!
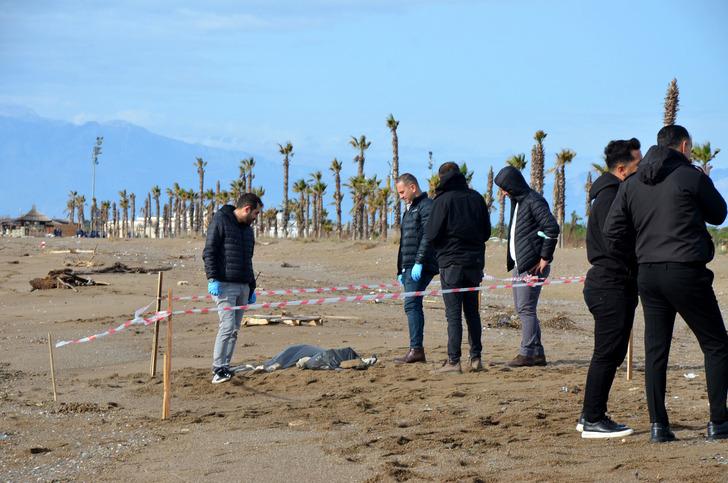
[187,188,196,234]
[427,173,439,198]
[345,175,366,240]
[229,179,246,204]
[386,114,401,229]
[378,180,391,241]
[497,188,506,239]
[553,149,576,247]
[507,154,528,171]
[112,201,118,238]
[251,186,265,237]
[66,191,78,225]
[75,194,86,230]
[129,193,136,237]
[195,157,207,233]
[172,183,183,237]
[119,190,129,238]
[278,142,294,237]
[165,187,175,237]
[244,158,256,192]
[692,142,720,168]
[350,135,371,238]
[238,159,248,191]
[585,172,593,218]
[365,175,381,238]
[591,162,609,175]
[485,166,495,213]
[663,78,679,127]
[151,185,161,238]
[530,130,547,194]
[312,176,327,238]
[292,179,307,237]
[460,163,475,185]
[329,158,343,239]
[100,200,110,237]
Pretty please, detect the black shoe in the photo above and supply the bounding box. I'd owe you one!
[650,423,676,443]
[211,367,232,384]
[533,354,547,366]
[582,416,634,439]
[707,421,728,440]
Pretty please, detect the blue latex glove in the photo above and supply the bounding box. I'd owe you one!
[207,279,221,296]
[248,291,257,304]
[397,274,404,285]
[411,263,423,282]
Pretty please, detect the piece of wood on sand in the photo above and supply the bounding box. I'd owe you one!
[243,315,323,326]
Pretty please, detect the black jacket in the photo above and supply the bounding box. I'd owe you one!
[585,172,637,289]
[423,170,491,269]
[604,145,726,264]
[494,166,559,272]
[203,205,257,288]
[397,192,438,275]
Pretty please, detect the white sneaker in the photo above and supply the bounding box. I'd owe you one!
[211,367,232,384]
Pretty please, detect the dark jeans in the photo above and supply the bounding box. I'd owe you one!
[639,263,728,425]
[582,283,638,422]
[402,267,435,349]
[440,265,483,363]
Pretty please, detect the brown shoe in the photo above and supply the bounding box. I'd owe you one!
[393,348,427,364]
[533,354,547,366]
[507,354,536,367]
[433,360,462,374]
[469,357,484,372]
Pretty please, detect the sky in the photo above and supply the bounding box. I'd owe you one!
[2,0,728,211]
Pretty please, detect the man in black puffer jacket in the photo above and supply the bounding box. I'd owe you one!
[578,138,641,440]
[494,166,559,368]
[605,125,728,442]
[424,162,491,373]
[203,193,263,384]
[394,173,438,364]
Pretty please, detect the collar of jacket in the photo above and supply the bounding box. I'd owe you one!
[589,172,620,201]
[409,191,428,209]
[435,170,468,196]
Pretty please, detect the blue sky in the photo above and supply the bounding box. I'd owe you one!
[2,0,728,207]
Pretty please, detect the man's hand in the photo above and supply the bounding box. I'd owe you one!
[397,274,404,285]
[530,259,549,275]
[208,279,221,296]
[411,263,423,282]
[248,291,256,304]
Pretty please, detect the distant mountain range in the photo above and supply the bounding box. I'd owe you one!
[0,104,281,219]
[1,104,725,226]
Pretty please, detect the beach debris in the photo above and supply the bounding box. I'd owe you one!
[683,372,697,379]
[243,315,323,327]
[29,269,108,291]
[177,280,189,286]
[77,262,172,274]
[280,261,299,268]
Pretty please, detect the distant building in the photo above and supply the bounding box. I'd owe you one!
[1,205,55,237]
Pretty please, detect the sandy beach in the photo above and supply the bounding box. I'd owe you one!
[1,237,727,482]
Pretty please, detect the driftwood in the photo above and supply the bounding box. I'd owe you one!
[76,262,173,275]
[243,315,323,327]
[29,269,108,291]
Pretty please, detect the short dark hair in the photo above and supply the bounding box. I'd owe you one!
[657,125,690,149]
[438,162,460,177]
[236,193,263,210]
[604,138,641,170]
[396,173,419,187]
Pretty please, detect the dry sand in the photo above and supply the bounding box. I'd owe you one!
[1,237,727,482]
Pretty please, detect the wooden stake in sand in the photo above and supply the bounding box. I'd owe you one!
[149,271,164,377]
[626,330,634,381]
[162,288,173,420]
[47,332,58,402]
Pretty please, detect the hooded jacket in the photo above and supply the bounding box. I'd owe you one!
[494,166,559,272]
[397,192,438,276]
[203,205,257,288]
[585,172,637,289]
[604,145,726,264]
[423,170,491,269]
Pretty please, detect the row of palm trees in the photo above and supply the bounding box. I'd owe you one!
[64,79,719,243]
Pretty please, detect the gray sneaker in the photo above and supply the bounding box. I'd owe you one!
[469,357,484,372]
[433,360,462,374]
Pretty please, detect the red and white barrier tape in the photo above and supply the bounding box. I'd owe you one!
[55,303,169,348]
[55,276,585,348]
[169,277,586,317]
[172,275,586,301]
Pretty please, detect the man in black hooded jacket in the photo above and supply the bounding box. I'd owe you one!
[604,125,728,442]
[423,162,491,373]
[494,166,559,367]
[578,138,641,439]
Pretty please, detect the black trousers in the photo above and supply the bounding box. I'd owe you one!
[639,263,728,425]
[582,283,638,422]
[440,265,483,363]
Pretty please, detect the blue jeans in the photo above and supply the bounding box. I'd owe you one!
[212,282,250,370]
[402,267,435,349]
